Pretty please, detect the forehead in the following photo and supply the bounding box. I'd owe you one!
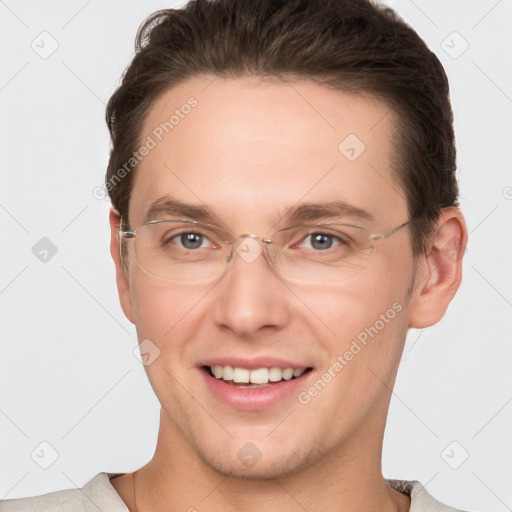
[129,75,406,230]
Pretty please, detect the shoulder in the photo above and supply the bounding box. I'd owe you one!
[386,478,473,512]
[0,473,129,512]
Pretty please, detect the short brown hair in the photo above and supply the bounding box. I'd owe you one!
[105,0,459,257]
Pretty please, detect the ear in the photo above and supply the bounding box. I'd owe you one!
[408,207,468,328]
[109,208,135,324]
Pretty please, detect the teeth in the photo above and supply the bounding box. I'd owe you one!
[209,365,307,384]
[282,368,294,380]
[249,368,269,384]
[269,367,283,382]
[233,367,250,383]
[222,365,233,381]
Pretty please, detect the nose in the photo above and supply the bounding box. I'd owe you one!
[212,236,291,338]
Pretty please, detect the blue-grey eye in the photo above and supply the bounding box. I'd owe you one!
[309,233,335,250]
[180,232,205,249]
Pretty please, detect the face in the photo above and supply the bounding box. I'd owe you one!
[112,76,427,479]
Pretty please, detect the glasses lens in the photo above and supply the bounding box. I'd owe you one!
[271,224,373,282]
[134,220,231,282]
[128,220,374,283]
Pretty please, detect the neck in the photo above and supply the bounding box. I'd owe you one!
[129,407,410,512]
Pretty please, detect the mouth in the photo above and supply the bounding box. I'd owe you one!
[202,365,313,388]
[199,363,314,411]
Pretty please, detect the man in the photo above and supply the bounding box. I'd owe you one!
[2,0,470,510]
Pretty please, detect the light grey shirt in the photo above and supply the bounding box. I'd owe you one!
[0,472,469,511]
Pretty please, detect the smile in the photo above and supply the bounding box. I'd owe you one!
[200,363,314,411]
[206,365,310,387]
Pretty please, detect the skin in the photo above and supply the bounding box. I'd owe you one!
[108,75,467,512]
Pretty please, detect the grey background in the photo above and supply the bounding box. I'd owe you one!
[0,0,511,510]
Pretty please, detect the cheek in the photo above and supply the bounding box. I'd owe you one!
[129,274,209,347]
[301,272,408,338]
[300,251,412,367]
[295,276,410,423]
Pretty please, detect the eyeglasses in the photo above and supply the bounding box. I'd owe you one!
[119,218,411,284]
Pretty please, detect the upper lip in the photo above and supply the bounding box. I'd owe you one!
[200,357,312,370]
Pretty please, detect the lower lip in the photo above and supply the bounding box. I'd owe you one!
[201,368,312,411]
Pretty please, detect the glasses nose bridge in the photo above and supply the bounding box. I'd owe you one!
[239,233,273,244]
[225,232,275,265]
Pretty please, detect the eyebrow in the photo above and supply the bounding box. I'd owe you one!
[143,197,375,226]
[280,201,375,224]
[144,197,216,224]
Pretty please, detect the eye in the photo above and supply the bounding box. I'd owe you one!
[176,232,208,250]
[309,233,334,250]
[301,232,345,251]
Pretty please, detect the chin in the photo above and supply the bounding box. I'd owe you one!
[195,441,319,481]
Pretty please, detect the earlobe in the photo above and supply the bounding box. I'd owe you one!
[109,208,136,324]
[408,207,468,329]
